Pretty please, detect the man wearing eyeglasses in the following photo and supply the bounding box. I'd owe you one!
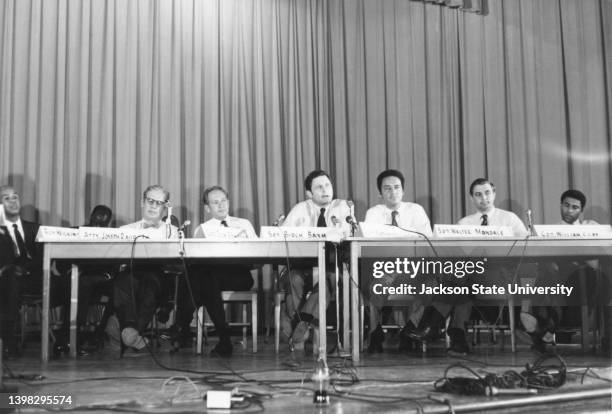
[114,185,178,351]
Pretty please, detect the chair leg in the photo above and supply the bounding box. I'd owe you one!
[241,304,248,350]
[251,295,258,353]
[274,295,281,354]
[196,307,203,355]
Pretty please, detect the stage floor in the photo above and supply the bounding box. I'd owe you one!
[2,334,611,413]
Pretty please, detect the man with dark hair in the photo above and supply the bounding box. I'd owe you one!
[89,205,113,227]
[281,169,350,350]
[172,185,256,357]
[0,207,20,358]
[114,185,178,351]
[459,178,528,235]
[0,185,47,358]
[559,190,597,225]
[523,189,603,353]
[364,169,432,352]
[411,178,527,355]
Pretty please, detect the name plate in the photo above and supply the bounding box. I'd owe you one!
[36,226,80,241]
[434,224,513,238]
[203,226,249,239]
[359,222,420,238]
[78,226,152,241]
[533,224,612,239]
[260,226,345,242]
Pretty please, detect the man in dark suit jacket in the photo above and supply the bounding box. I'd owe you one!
[0,185,63,358]
[0,222,20,357]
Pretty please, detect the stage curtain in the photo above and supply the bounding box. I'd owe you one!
[0,0,610,228]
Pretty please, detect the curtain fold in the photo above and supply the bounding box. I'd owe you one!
[0,0,610,229]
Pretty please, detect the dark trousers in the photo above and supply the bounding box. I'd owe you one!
[176,265,253,338]
[0,267,67,348]
[113,267,162,333]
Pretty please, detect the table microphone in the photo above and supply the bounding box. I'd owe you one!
[273,214,286,226]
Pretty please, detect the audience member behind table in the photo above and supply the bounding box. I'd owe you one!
[53,205,117,356]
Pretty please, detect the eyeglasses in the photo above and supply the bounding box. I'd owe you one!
[1,194,19,202]
[144,197,167,207]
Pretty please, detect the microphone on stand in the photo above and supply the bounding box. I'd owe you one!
[178,220,191,257]
[273,213,286,226]
[346,200,358,236]
[526,209,537,236]
[330,215,340,228]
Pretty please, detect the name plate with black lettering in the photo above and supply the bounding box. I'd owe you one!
[434,224,512,238]
[260,226,345,242]
[533,224,612,239]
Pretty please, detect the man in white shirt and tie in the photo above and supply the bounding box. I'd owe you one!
[411,178,527,355]
[173,186,255,357]
[363,169,432,352]
[281,170,351,350]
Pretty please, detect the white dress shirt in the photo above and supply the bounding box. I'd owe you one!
[364,202,433,237]
[193,216,257,239]
[458,207,528,237]
[121,220,179,239]
[5,218,25,254]
[282,199,351,232]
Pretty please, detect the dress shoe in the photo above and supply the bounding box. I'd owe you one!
[399,323,417,352]
[446,328,469,356]
[211,337,233,358]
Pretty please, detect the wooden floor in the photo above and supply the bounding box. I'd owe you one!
[2,333,611,413]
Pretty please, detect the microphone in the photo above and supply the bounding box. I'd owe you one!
[526,209,536,236]
[345,200,358,236]
[178,220,191,257]
[273,214,286,226]
[179,220,191,232]
[331,215,340,227]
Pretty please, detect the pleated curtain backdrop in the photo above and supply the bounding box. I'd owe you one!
[0,0,610,230]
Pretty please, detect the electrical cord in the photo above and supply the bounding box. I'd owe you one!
[433,354,567,396]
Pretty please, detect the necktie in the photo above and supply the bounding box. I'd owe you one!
[13,223,29,259]
[221,220,229,227]
[481,214,488,226]
[317,208,326,227]
[391,211,399,227]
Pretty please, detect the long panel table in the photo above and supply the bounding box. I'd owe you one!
[348,237,612,362]
[41,239,327,365]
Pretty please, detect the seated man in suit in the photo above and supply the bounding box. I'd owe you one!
[173,185,256,357]
[0,213,19,358]
[0,185,63,358]
[114,185,178,351]
[280,170,351,350]
[411,178,527,355]
[363,169,433,352]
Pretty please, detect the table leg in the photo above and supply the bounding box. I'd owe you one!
[318,242,326,360]
[351,243,360,362]
[41,250,51,364]
[69,264,79,358]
